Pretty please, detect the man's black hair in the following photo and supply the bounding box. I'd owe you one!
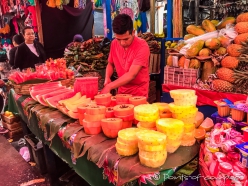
[12,34,24,45]
[112,14,133,35]
[22,26,33,35]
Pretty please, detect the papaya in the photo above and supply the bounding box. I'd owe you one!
[198,48,211,56]
[205,38,221,50]
[216,47,227,55]
[174,42,186,51]
[201,60,216,81]
[216,17,236,30]
[211,20,219,26]
[178,56,186,68]
[184,34,195,40]
[186,40,205,57]
[202,19,216,32]
[167,55,173,66]
[189,59,201,69]
[218,35,230,48]
[186,25,205,36]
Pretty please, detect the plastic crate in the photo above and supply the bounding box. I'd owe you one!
[164,66,199,87]
[24,134,47,174]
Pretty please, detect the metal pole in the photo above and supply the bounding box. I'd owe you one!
[167,0,172,38]
[195,0,199,25]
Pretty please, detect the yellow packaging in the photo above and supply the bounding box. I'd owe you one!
[116,138,138,149]
[115,143,138,156]
[136,130,167,146]
[184,124,195,133]
[169,89,196,99]
[173,95,197,106]
[134,113,159,122]
[134,104,159,116]
[156,118,184,139]
[138,143,166,152]
[139,150,167,159]
[118,128,140,145]
[168,103,195,113]
[166,137,182,153]
[139,151,167,168]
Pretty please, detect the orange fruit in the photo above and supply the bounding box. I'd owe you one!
[194,128,206,140]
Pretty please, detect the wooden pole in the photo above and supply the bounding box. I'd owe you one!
[173,0,183,38]
[150,0,155,34]
[35,0,44,45]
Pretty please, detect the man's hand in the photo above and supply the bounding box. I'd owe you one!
[101,84,111,94]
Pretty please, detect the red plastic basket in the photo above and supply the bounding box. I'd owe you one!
[199,143,217,186]
[74,77,98,99]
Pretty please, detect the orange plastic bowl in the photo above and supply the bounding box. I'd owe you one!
[84,126,102,135]
[102,126,120,138]
[122,120,133,129]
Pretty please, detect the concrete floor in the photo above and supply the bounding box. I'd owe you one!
[0,134,91,186]
[0,135,49,186]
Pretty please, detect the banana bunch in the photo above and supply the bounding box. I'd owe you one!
[154,33,165,38]
[165,41,177,49]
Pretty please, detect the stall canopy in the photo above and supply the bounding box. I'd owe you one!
[41,0,94,59]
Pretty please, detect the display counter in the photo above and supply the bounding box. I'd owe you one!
[8,89,199,186]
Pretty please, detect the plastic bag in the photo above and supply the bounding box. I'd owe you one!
[179,43,191,56]
[19,146,30,162]
[184,30,219,44]
[218,24,238,47]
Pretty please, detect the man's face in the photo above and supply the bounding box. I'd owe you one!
[115,30,135,48]
[24,28,35,42]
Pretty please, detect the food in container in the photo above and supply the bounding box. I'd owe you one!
[235,142,248,168]
[214,100,231,117]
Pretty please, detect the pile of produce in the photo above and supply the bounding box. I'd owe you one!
[8,58,74,84]
[138,32,161,54]
[200,121,247,186]
[64,38,111,73]
[166,13,248,94]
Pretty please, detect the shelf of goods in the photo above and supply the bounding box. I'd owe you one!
[162,12,248,108]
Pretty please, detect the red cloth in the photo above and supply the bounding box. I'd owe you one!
[162,84,247,107]
[108,36,150,97]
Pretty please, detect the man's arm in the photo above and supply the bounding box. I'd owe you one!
[101,64,142,93]
[104,62,114,86]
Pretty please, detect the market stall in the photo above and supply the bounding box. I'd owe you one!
[7,88,200,186]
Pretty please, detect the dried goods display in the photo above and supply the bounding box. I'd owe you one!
[64,38,111,73]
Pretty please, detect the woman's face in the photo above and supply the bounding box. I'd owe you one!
[23,28,35,43]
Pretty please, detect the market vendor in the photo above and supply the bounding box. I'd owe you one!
[101,14,150,97]
[13,26,46,70]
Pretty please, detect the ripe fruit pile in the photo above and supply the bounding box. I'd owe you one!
[212,13,248,94]
[168,89,198,147]
[136,130,167,168]
[8,58,74,84]
[166,13,248,94]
